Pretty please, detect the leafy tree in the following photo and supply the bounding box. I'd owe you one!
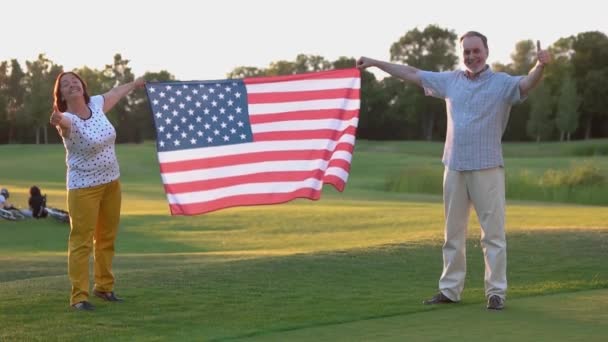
[143,70,174,83]
[75,65,106,96]
[389,25,458,140]
[551,36,576,61]
[542,36,576,136]
[390,25,458,72]
[509,40,537,75]
[227,55,333,78]
[265,55,332,76]
[581,67,608,138]
[331,56,356,70]
[555,75,580,141]
[571,31,608,82]
[5,59,25,143]
[133,70,176,141]
[4,28,607,144]
[571,31,608,138]
[491,62,509,73]
[500,40,539,141]
[0,61,9,143]
[294,54,331,73]
[381,80,425,139]
[265,60,297,76]
[103,54,137,143]
[21,54,63,144]
[359,76,393,139]
[332,57,385,139]
[226,66,266,79]
[547,35,576,84]
[526,82,554,142]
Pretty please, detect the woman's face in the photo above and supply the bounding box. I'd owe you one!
[59,73,84,102]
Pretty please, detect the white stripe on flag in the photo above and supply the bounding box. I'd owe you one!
[167,178,325,204]
[249,99,360,115]
[246,77,360,93]
[325,167,350,182]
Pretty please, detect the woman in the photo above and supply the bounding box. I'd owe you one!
[50,72,144,311]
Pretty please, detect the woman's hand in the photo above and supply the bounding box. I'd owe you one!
[50,106,63,126]
[133,76,146,89]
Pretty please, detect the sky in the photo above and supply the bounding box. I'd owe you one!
[3,0,606,81]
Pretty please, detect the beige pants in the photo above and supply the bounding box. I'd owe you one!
[67,179,121,305]
[439,167,506,301]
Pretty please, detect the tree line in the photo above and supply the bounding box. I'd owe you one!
[1,25,607,144]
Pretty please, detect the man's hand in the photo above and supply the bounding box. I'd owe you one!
[536,40,551,66]
[356,57,377,70]
[519,40,551,95]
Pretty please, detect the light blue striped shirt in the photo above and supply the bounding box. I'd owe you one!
[419,67,525,171]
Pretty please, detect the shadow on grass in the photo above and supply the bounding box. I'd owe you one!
[0,229,606,341]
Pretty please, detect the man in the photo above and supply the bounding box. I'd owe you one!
[0,188,13,209]
[0,187,25,221]
[357,31,551,310]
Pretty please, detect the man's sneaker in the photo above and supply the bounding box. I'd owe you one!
[487,295,505,310]
[93,290,123,302]
[423,292,458,305]
[71,301,95,311]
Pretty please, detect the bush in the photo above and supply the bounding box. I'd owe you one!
[570,143,608,156]
[540,161,605,187]
[385,167,442,194]
[508,161,608,205]
[386,161,608,205]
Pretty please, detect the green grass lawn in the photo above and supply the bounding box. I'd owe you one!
[1,141,607,341]
[243,289,608,341]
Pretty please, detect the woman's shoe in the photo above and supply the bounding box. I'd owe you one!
[71,301,95,311]
[93,290,123,302]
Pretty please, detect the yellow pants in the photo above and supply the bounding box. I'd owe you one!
[67,179,121,305]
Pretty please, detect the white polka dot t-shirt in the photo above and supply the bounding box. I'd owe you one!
[62,95,120,189]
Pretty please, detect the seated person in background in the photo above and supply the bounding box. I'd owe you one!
[1,188,16,210]
[0,187,26,220]
[29,185,48,219]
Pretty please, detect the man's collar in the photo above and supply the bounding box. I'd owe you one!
[464,64,490,80]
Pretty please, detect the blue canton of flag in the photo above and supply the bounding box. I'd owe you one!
[146,80,253,152]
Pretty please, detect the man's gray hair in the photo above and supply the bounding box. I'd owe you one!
[460,31,488,49]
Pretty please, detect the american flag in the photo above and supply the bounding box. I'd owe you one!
[145,68,360,215]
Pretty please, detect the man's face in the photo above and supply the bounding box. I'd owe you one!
[461,36,488,74]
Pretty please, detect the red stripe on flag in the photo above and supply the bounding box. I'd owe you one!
[326,158,351,171]
[168,177,344,215]
[321,175,346,191]
[249,109,359,124]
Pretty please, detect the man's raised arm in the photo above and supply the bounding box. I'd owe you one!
[357,57,422,87]
[519,40,552,97]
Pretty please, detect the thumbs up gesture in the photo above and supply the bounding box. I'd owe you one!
[536,40,551,66]
[50,106,64,126]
